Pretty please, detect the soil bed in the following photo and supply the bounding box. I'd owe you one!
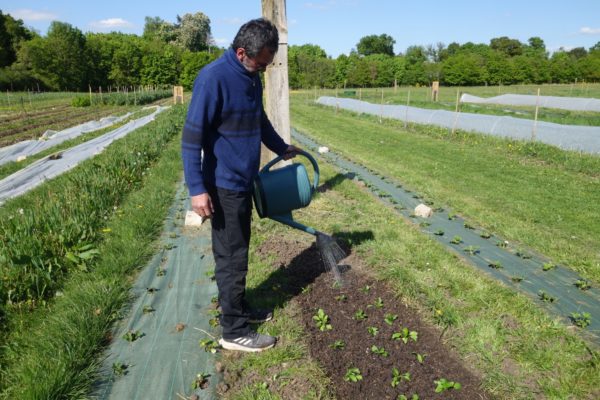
[255,237,489,399]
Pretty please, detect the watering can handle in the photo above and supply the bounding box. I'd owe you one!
[261,150,320,193]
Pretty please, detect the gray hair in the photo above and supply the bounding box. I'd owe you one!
[231,18,279,57]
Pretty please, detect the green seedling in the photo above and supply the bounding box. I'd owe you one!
[330,340,345,350]
[122,330,144,342]
[192,373,210,390]
[205,270,216,280]
[511,275,524,282]
[434,229,444,236]
[542,262,556,271]
[413,352,426,364]
[516,249,532,259]
[575,279,591,290]
[313,308,332,331]
[463,222,474,229]
[419,221,431,227]
[360,285,371,293]
[371,345,389,357]
[570,312,591,328]
[373,297,384,308]
[391,367,411,388]
[538,290,556,303]
[398,395,420,400]
[164,243,175,250]
[480,231,492,239]
[211,295,219,304]
[335,294,348,302]
[301,286,311,294]
[112,362,129,376]
[367,326,379,336]
[199,339,219,353]
[142,305,155,314]
[488,261,503,269]
[344,367,363,382]
[331,280,342,289]
[156,268,165,277]
[447,213,457,220]
[354,309,367,321]
[463,245,479,255]
[392,327,418,344]
[209,317,220,327]
[496,240,508,248]
[434,378,462,393]
[384,313,398,325]
[450,235,462,244]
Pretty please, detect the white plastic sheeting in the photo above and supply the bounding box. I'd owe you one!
[0,106,167,205]
[460,93,600,112]
[0,112,133,166]
[317,97,600,154]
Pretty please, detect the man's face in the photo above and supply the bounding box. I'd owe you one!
[237,47,275,74]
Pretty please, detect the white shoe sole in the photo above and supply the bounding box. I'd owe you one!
[219,338,275,352]
[248,315,273,324]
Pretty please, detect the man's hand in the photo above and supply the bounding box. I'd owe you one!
[191,193,214,219]
[282,144,301,160]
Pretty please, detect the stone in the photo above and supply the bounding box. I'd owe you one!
[185,210,204,226]
[414,203,433,218]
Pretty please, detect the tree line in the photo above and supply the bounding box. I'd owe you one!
[1,10,599,92]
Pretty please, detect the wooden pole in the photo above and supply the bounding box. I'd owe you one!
[262,0,290,166]
[404,89,410,129]
[532,87,540,141]
[451,89,460,134]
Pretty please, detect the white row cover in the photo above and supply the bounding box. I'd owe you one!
[317,97,600,154]
[0,106,168,205]
[0,112,134,166]
[460,93,600,112]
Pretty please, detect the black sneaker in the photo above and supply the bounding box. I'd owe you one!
[248,308,273,324]
[219,331,277,352]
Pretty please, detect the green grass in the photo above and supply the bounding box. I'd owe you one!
[0,107,184,398]
[290,98,600,285]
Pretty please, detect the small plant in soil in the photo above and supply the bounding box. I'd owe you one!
[450,235,462,244]
[511,275,524,282]
[538,290,556,303]
[413,352,427,364]
[146,287,158,294]
[371,345,389,357]
[205,270,216,280]
[496,240,508,248]
[384,313,398,325]
[398,395,420,400]
[164,243,175,250]
[542,262,556,271]
[488,261,502,269]
[335,294,348,302]
[354,309,367,321]
[434,378,461,393]
[419,221,431,227]
[156,268,165,277]
[330,340,345,350]
[192,373,210,390]
[199,339,219,353]
[360,285,371,293]
[434,229,444,236]
[480,231,492,238]
[391,367,411,387]
[112,362,129,376]
[169,232,178,239]
[570,312,591,328]
[211,295,219,304]
[392,327,418,343]
[448,213,457,220]
[313,308,332,331]
[367,326,379,336]
[344,367,363,382]
[209,317,220,327]
[464,222,474,229]
[122,330,144,342]
[516,249,532,259]
[142,305,155,314]
[373,297,384,308]
[575,279,591,290]
[463,245,479,255]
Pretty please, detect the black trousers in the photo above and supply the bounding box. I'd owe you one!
[207,185,253,339]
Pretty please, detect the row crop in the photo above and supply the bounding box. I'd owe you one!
[0,105,185,327]
[71,90,172,107]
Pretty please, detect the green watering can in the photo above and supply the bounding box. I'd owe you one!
[253,150,320,235]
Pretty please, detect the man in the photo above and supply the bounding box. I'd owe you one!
[181,18,298,352]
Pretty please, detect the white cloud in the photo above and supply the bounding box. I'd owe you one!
[89,18,134,30]
[10,8,58,21]
[580,26,600,35]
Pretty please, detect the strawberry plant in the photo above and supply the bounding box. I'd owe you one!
[142,305,155,314]
[391,367,411,388]
[511,275,523,282]
[384,313,398,325]
[122,330,144,342]
[373,297,384,308]
[463,245,479,255]
[538,290,556,303]
[413,352,427,364]
[434,378,461,392]
[570,312,591,328]
[313,308,333,331]
[344,367,363,382]
[434,229,444,236]
[398,395,419,400]
[192,373,210,390]
[367,326,379,336]
[392,327,418,343]
[464,222,474,229]
[112,362,129,376]
[542,262,556,271]
[371,345,389,357]
[360,285,371,293]
[199,339,219,353]
[354,309,367,321]
[480,231,492,238]
[330,340,345,350]
[488,261,503,269]
[335,294,348,302]
[450,235,462,244]
[575,279,591,290]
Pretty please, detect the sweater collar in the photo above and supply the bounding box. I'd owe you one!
[225,48,255,77]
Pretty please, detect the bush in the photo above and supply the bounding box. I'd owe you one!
[71,96,91,107]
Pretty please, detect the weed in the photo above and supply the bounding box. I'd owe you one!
[330,340,345,350]
[344,367,363,382]
[164,243,175,250]
[392,327,418,344]
[354,309,367,321]
[575,279,592,290]
[367,326,379,336]
[570,312,591,328]
[169,232,178,239]
[450,235,462,244]
[313,308,333,331]
[448,213,457,220]
[371,345,389,357]
[434,378,461,392]
[199,339,219,353]
[496,240,508,248]
[384,313,398,325]
[211,295,219,304]
[391,367,411,387]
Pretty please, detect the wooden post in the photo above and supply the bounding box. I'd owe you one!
[431,81,439,102]
[262,0,290,166]
[451,89,461,134]
[89,84,92,104]
[532,87,540,141]
[379,89,384,123]
[404,89,410,129]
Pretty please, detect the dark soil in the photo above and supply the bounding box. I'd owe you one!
[253,237,490,400]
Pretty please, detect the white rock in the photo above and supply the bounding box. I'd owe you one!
[16,155,27,162]
[414,203,433,218]
[318,146,329,154]
[185,210,205,226]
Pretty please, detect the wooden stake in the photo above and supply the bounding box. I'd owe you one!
[532,87,540,141]
[404,89,411,129]
[451,89,461,134]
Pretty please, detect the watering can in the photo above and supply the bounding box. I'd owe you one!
[253,150,319,235]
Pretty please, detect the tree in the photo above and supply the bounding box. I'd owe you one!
[356,34,395,56]
[180,50,219,89]
[490,36,523,57]
[568,47,587,60]
[175,12,211,52]
[402,45,428,85]
[0,11,35,67]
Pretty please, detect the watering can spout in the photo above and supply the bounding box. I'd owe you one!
[270,213,318,236]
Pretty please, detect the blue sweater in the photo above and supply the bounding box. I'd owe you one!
[181,48,288,196]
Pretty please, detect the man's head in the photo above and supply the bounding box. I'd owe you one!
[232,18,279,73]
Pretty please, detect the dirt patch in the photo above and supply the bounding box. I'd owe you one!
[255,237,489,399]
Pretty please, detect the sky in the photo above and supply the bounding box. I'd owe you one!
[2,0,600,57]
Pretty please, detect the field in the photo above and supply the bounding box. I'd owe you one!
[0,84,599,399]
